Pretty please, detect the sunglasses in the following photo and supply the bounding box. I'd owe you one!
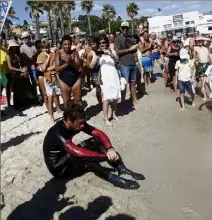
[79,40,84,43]
[99,41,106,45]
[167,36,172,38]
[121,26,129,30]
[173,41,178,43]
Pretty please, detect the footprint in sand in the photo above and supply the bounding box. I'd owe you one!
[181,207,203,220]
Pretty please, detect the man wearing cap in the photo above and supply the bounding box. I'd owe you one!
[114,21,139,106]
[20,31,39,103]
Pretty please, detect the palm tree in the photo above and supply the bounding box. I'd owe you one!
[42,1,55,40]
[55,2,66,37]
[81,0,94,36]
[4,6,19,37]
[25,1,44,40]
[66,1,76,33]
[126,2,139,36]
[102,4,116,34]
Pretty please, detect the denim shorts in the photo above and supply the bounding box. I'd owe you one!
[28,69,37,82]
[178,80,194,95]
[44,78,61,96]
[119,64,137,83]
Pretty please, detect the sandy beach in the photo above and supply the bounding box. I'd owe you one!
[1,67,212,219]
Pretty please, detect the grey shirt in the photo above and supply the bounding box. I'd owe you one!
[20,43,37,69]
[114,34,135,66]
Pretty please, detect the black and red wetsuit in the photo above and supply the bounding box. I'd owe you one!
[43,120,144,189]
[43,120,114,177]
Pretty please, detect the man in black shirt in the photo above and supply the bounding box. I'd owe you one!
[43,102,144,189]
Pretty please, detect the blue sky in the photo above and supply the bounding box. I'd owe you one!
[11,1,212,25]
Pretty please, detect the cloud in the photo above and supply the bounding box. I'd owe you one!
[138,8,157,16]
[183,1,200,5]
[163,4,180,11]
[187,4,201,9]
[93,3,103,11]
[74,2,102,13]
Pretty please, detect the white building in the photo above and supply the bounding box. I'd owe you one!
[196,15,212,35]
[148,11,212,36]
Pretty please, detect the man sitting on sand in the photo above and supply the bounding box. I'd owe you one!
[43,101,144,189]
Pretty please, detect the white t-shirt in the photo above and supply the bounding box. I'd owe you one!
[175,60,194,81]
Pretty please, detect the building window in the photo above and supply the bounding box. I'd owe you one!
[185,21,189,25]
[190,21,195,24]
[208,26,212,31]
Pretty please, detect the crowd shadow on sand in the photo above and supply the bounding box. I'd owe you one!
[1,131,42,152]
[2,111,48,134]
[7,173,135,220]
[199,101,212,112]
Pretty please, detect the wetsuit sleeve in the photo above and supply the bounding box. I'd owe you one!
[82,123,112,150]
[64,140,107,158]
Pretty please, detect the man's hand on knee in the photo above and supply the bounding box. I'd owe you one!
[106,148,119,161]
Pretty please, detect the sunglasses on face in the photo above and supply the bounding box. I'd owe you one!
[168,36,172,38]
[122,26,129,31]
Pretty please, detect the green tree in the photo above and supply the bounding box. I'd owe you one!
[4,6,19,37]
[81,0,94,36]
[102,4,116,34]
[126,2,139,36]
[42,1,56,40]
[25,1,44,40]
[66,1,76,33]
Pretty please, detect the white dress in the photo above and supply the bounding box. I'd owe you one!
[99,54,121,101]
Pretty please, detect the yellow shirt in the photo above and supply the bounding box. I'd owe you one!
[0,48,9,74]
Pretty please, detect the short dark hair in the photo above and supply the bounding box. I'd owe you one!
[63,101,86,122]
[97,34,109,47]
[61,35,72,44]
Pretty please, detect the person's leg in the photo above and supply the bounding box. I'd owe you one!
[28,69,39,102]
[129,65,139,106]
[85,71,91,91]
[178,81,186,110]
[96,86,102,106]
[5,74,12,106]
[39,76,48,109]
[173,75,178,93]
[72,77,82,104]
[58,79,72,107]
[119,65,129,102]
[111,100,118,120]
[47,95,54,122]
[185,81,195,106]
[200,76,207,100]
[77,137,141,188]
[102,100,111,126]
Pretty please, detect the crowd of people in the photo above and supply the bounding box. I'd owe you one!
[1,20,212,121]
[1,20,212,189]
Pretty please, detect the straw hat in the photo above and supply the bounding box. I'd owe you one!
[21,31,30,39]
[7,39,20,49]
[179,48,189,59]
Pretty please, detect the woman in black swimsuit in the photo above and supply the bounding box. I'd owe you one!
[55,35,82,106]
